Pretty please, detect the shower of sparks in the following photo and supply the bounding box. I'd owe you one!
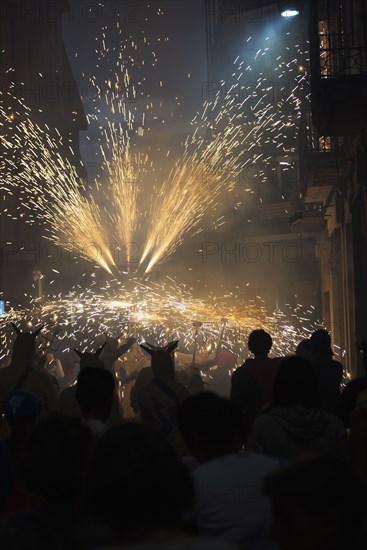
[0,96,115,274]
[0,21,309,274]
[140,102,244,272]
[0,276,325,367]
[53,194,116,275]
[100,127,147,269]
[0,10,324,378]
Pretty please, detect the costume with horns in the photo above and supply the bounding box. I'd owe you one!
[131,340,188,446]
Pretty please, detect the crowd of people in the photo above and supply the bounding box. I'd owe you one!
[0,323,367,550]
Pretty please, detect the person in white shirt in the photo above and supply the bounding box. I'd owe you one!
[177,393,280,550]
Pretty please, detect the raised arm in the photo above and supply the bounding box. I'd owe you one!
[115,337,136,359]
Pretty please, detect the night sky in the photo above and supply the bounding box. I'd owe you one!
[62,1,207,168]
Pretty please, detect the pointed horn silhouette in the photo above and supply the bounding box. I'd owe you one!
[139,344,155,357]
[74,349,83,358]
[10,322,21,335]
[96,342,107,356]
[33,324,45,337]
[144,341,159,350]
[165,340,179,353]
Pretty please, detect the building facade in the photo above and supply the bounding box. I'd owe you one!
[0,0,87,304]
[306,0,367,375]
[205,0,367,374]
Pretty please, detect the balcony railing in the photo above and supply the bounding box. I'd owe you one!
[320,45,367,77]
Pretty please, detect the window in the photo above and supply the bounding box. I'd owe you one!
[318,0,367,78]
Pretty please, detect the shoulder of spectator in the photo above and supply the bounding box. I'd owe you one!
[232,361,250,375]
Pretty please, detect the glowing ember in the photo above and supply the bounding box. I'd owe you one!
[0,276,324,366]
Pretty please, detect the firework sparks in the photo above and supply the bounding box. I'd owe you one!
[0,276,324,366]
[0,96,116,274]
[1,20,308,275]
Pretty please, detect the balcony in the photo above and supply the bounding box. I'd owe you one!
[310,0,367,135]
[312,74,367,135]
[299,113,346,205]
[302,148,344,203]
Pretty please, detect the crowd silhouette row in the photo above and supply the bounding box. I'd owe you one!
[0,323,367,550]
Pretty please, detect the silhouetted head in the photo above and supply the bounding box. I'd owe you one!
[10,323,44,367]
[263,457,367,550]
[151,350,175,380]
[140,340,179,380]
[248,329,272,357]
[74,343,106,370]
[76,366,115,421]
[140,340,179,356]
[81,423,194,542]
[296,339,311,360]
[177,392,246,462]
[272,356,320,409]
[309,329,333,357]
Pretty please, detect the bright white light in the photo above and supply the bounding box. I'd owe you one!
[281,9,300,18]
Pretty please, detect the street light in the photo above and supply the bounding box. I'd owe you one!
[281,8,300,19]
[279,1,301,20]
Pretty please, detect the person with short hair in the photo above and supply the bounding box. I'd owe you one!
[177,392,280,549]
[80,423,237,550]
[230,329,280,422]
[58,346,122,427]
